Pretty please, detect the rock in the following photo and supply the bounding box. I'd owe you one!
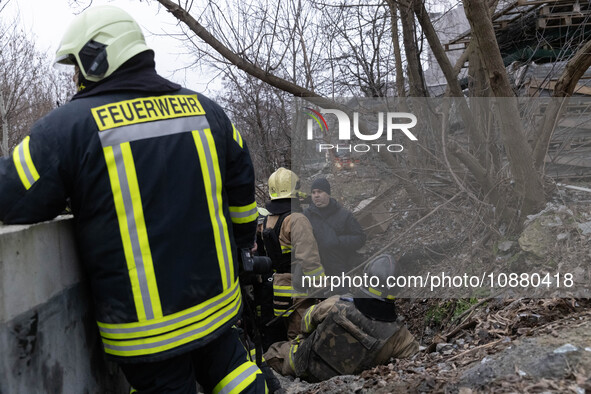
[497,240,514,252]
[578,221,591,235]
[518,218,556,258]
[553,344,578,354]
[557,232,569,241]
[574,267,586,278]
[436,342,453,353]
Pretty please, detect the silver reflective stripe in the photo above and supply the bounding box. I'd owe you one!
[218,364,260,394]
[102,294,241,352]
[197,129,233,290]
[99,282,240,336]
[99,116,210,146]
[17,143,36,186]
[229,206,258,219]
[112,145,154,320]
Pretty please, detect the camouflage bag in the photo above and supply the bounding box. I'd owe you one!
[293,301,401,382]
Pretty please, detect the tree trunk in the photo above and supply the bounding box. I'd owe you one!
[0,91,8,157]
[386,0,406,98]
[398,0,428,97]
[463,0,544,218]
[533,39,591,170]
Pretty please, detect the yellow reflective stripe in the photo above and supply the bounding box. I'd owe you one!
[104,143,162,321]
[192,129,234,290]
[273,285,307,298]
[274,308,293,317]
[21,137,40,181]
[303,266,325,277]
[98,280,240,338]
[104,145,146,321]
[273,286,308,298]
[213,361,261,394]
[229,201,258,224]
[232,124,244,148]
[288,343,299,371]
[12,136,40,190]
[303,305,316,332]
[229,202,257,213]
[230,215,258,224]
[102,289,241,357]
[248,347,265,362]
[12,143,30,189]
[121,143,162,319]
[281,245,292,254]
[368,287,382,297]
[273,285,294,294]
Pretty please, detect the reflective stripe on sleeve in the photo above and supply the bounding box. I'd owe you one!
[229,202,258,224]
[273,308,294,317]
[273,285,307,298]
[12,136,40,190]
[302,266,325,278]
[302,304,316,332]
[232,124,244,149]
[288,342,299,371]
[280,245,292,254]
[213,361,262,394]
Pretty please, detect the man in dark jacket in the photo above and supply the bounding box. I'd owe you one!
[0,5,265,394]
[304,178,366,276]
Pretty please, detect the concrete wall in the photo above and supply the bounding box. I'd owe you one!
[0,216,128,394]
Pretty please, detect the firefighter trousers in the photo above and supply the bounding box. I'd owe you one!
[120,327,267,394]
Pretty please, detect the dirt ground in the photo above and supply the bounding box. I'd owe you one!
[278,169,591,393]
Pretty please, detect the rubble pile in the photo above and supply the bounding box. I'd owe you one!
[278,175,591,393]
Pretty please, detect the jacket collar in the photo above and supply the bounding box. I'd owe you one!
[308,198,339,216]
[265,198,301,215]
[72,51,181,100]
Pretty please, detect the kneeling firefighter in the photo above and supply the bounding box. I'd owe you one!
[259,168,325,346]
[264,254,419,382]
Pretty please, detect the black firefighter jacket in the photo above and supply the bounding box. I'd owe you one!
[0,53,258,363]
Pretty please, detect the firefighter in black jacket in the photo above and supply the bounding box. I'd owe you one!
[0,6,265,394]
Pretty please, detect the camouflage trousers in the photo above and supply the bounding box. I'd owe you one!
[264,325,418,379]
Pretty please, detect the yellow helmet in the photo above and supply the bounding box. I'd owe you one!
[55,5,150,82]
[268,167,300,200]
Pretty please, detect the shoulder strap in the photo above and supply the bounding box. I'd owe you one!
[273,212,290,237]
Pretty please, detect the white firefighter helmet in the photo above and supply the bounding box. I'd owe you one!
[268,167,300,200]
[55,5,150,82]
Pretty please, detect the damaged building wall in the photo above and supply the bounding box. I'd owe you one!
[0,217,127,393]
